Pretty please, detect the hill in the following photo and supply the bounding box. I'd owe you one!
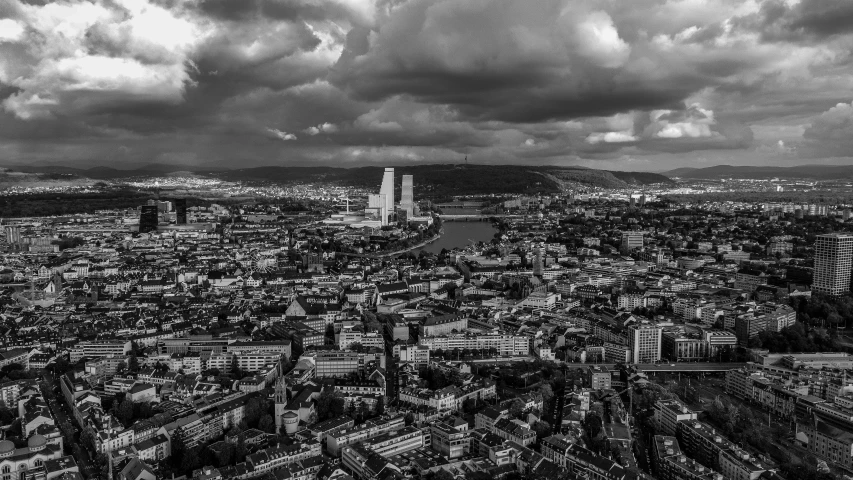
[0,169,95,189]
[664,164,853,180]
[3,163,673,196]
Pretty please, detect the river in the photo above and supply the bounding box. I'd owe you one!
[414,221,498,254]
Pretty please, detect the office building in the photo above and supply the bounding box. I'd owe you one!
[139,205,159,233]
[367,194,388,226]
[430,418,470,459]
[587,365,611,390]
[628,323,662,364]
[400,174,414,217]
[379,168,394,225]
[314,351,368,378]
[175,198,187,225]
[4,225,21,245]
[813,233,853,296]
[70,340,132,361]
[620,231,644,254]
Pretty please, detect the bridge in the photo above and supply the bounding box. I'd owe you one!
[56,227,130,233]
[437,214,526,221]
[434,202,486,208]
[445,358,746,373]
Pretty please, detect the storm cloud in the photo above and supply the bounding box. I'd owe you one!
[1,0,853,170]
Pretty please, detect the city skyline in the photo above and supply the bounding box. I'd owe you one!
[3,0,853,171]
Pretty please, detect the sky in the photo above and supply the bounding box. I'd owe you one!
[2,0,853,172]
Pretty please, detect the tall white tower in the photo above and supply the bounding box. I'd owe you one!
[380,168,394,224]
[401,175,414,217]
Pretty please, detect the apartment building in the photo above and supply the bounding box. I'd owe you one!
[654,399,698,436]
[326,415,406,457]
[417,333,530,356]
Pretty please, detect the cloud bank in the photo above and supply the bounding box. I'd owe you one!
[1,0,853,170]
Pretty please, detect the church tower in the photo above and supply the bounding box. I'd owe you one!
[274,374,287,430]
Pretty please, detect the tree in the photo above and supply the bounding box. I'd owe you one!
[0,406,14,426]
[53,357,72,375]
[258,414,275,433]
[462,397,478,414]
[235,434,248,462]
[316,389,346,421]
[583,412,603,442]
[181,446,200,474]
[128,354,139,372]
[538,384,554,406]
[133,401,152,421]
[117,399,133,425]
[115,360,127,374]
[375,396,385,416]
[433,470,455,480]
[80,428,96,453]
[509,399,525,418]
[532,420,551,440]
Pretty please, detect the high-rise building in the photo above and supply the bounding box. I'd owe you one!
[367,194,388,226]
[628,323,662,364]
[629,196,636,208]
[139,205,159,233]
[174,198,187,225]
[620,231,644,255]
[4,225,21,245]
[813,233,853,296]
[380,168,394,224]
[400,175,414,216]
[639,194,646,207]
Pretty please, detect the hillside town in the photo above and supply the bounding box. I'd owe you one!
[0,170,852,480]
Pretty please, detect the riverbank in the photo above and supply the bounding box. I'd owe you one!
[344,229,444,259]
[375,229,444,257]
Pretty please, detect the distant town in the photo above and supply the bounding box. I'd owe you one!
[0,164,851,480]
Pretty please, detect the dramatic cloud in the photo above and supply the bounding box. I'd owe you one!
[2,0,853,170]
[267,127,297,141]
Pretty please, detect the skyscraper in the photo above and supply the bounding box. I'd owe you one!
[628,323,662,364]
[400,174,414,217]
[139,205,159,233]
[174,198,187,225]
[813,233,853,296]
[379,168,394,224]
[4,225,21,245]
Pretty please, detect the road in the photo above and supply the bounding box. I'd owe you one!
[42,373,96,478]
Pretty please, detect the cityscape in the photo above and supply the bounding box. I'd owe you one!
[6,1,853,480]
[0,163,850,480]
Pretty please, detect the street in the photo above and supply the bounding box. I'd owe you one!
[41,373,97,478]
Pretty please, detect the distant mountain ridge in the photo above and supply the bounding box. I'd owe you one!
[664,164,853,180]
[7,164,673,193]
